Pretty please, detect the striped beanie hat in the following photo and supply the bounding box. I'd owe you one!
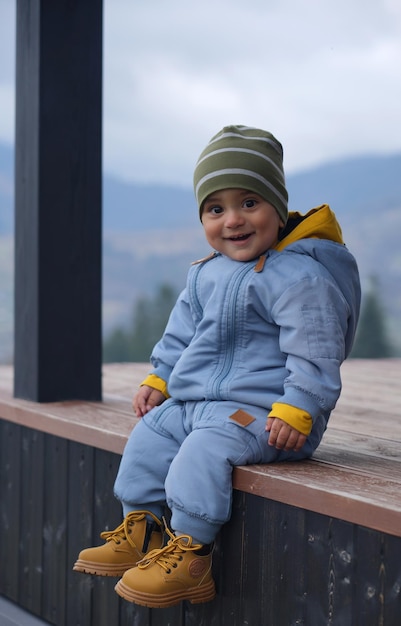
[193,125,288,224]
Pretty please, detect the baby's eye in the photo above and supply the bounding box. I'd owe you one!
[208,205,224,215]
[243,199,256,209]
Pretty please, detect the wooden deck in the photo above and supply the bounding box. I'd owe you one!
[1,359,401,537]
[1,359,401,625]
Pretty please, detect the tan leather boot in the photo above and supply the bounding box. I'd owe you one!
[73,510,163,577]
[114,527,216,607]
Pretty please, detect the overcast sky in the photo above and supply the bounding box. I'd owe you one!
[0,0,400,187]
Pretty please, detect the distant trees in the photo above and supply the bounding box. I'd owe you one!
[103,284,178,363]
[350,277,393,358]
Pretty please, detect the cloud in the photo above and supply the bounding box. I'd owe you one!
[102,0,401,183]
[1,0,401,185]
[0,1,15,83]
[0,85,14,143]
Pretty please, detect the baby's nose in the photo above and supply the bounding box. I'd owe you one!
[225,209,245,227]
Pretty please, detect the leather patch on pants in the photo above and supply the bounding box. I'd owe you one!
[229,409,256,427]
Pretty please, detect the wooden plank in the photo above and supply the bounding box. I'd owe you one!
[250,497,307,624]
[66,442,95,626]
[42,434,68,626]
[381,533,401,623]
[215,491,246,624]
[232,461,401,537]
[355,528,386,625]
[270,499,307,624]
[0,420,21,602]
[351,527,401,625]
[325,518,355,625]
[303,514,339,624]
[91,450,122,626]
[18,427,45,615]
[0,393,136,454]
[119,602,151,626]
[314,442,401,479]
[319,429,401,465]
[328,410,398,439]
[183,593,218,626]
[239,494,272,625]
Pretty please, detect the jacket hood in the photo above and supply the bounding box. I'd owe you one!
[275,204,344,251]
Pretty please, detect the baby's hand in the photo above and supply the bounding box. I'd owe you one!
[266,417,306,452]
[132,385,166,417]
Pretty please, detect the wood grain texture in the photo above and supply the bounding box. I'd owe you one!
[1,417,401,624]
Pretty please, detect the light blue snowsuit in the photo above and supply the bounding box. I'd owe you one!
[114,207,360,543]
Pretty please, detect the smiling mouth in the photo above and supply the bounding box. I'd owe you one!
[226,233,252,241]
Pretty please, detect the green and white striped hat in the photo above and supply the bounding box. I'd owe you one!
[193,125,288,224]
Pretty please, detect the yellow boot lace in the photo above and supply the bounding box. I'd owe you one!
[100,510,162,550]
[137,526,203,573]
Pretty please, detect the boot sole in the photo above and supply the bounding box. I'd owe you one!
[114,578,216,607]
[73,559,135,577]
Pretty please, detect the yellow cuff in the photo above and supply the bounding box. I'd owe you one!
[268,402,312,435]
[140,374,170,399]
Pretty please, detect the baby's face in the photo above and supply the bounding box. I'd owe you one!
[201,188,284,261]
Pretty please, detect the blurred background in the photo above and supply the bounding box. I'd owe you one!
[1,0,400,363]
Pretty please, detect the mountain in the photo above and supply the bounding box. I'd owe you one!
[287,154,401,217]
[1,142,401,362]
[2,144,401,235]
[103,178,198,232]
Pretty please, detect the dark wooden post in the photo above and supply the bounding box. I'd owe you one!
[14,0,103,401]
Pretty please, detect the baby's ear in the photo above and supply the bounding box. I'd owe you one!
[276,209,285,229]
